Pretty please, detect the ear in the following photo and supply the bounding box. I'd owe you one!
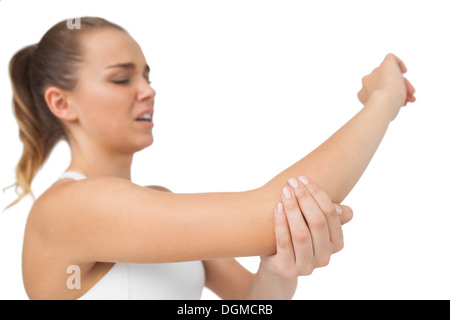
[44,86,78,121]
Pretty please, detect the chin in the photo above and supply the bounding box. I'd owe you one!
[134,135,154,152]
[117,131,154,153]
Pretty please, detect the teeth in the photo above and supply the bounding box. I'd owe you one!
[138,113,152,120]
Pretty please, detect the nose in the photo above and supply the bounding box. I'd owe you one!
[137,79,156,102]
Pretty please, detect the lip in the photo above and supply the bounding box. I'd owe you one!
[136,120,154,128]
[135,108,154,120]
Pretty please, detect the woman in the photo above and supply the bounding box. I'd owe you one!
[6,17,415,300]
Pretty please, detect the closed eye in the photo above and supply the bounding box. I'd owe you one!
[113,79,130,85]
[113,78,151,85]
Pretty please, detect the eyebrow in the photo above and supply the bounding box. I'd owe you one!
[106,62,150,73]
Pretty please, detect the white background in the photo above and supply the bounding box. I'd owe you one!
[1,0,449,300]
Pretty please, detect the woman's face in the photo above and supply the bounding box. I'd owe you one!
[68,28,156,154]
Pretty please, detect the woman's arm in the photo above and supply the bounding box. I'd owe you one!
[256,54,416,205]
[255,95,391,208]
[204,177,353,300]
[34,178,278,262]
[32,54,414,264]
[244,177,353,299]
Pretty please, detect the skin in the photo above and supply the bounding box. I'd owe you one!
[21,28,415,300]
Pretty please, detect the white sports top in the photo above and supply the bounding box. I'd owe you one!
[57,171,205,300]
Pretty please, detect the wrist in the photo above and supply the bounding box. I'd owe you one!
[244,260,296,300]
[258,258,295,282]
[257,259,278,279]
[365,90,402,122]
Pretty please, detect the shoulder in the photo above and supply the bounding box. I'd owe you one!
[23,179,103,299]
[26,178,179,261]
[27,177,140,237]
[37,180,172,211]
[24,177,152,267]
[29,179,172,235]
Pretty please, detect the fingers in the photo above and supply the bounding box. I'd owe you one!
[384,54,418,101]
[272,176,352,276]
[338,205,353,226]
[293,176,343,251]
[384,54,417,105]
[384,53,407,74]
[357,87,368,105]
[283,177,333,267]
[280,185,315,273]
[359,53,417,109]
[405,77,416,95]
[404,77,417,106]
[288,177,344,257]
[273,202,314,277]
[272,203,296,272]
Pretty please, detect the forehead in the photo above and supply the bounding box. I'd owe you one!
[80,28,146,70]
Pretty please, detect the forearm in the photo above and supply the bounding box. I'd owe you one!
[243,263,297,300]
[119,94,394,262]
[194,94,394,259]
[132,94,394,261]
[260,92,393,205]
[243,95,393,297]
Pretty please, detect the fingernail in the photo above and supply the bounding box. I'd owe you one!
[277,202,284,215]
[288,177,299,189]
[282,186,292,199]
[334,204,343,215]
[298,176,309,185]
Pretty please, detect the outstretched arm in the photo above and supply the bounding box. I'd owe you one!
[256,54,416,206]
[36,54,415,264]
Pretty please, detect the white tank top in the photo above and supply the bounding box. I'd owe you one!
[57,171,205,300]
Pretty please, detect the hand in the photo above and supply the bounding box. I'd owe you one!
[260,176,353,279]
[358,53,416,121]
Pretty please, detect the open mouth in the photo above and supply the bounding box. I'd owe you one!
[135,113,152,122]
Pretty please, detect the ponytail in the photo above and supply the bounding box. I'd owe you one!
[4,44,44,210]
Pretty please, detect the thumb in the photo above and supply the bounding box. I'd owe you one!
[334,204,353,225]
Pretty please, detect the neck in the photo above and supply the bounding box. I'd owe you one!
[65,138,134,181]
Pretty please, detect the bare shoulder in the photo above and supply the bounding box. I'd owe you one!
[29,177,133,226]
[31,178,173,234]
[24,176,143,265]
[23,176,162,299]
[25,177,183,263]
[23,178,130,299]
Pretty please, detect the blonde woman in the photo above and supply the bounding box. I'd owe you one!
[6,17,415,300]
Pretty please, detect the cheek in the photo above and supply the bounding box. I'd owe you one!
[76,83,133,139]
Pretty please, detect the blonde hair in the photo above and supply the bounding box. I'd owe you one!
[4,17,126,210]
